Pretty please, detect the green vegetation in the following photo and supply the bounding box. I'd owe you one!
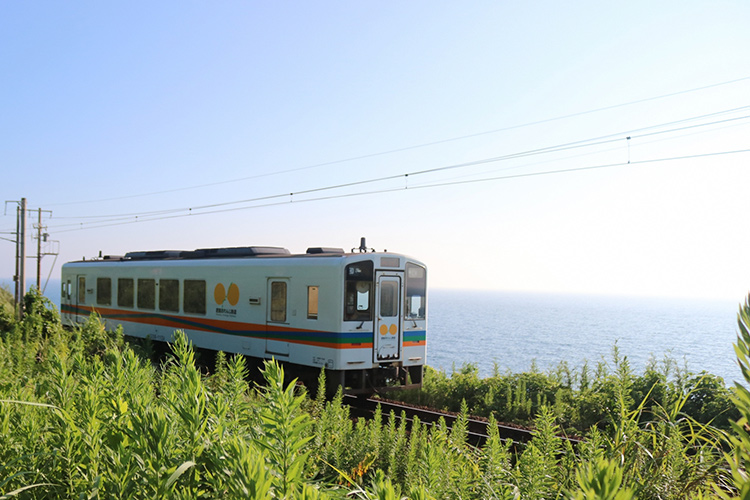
[0,285,14,331]
[394,350,738,435]
[1,289,750,498]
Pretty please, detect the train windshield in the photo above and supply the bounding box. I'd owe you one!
[344,260,373,321]
[405,263,426,320]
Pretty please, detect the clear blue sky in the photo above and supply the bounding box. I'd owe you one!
[1,1,749,300]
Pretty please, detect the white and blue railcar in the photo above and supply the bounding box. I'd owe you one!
[60,243,426,393]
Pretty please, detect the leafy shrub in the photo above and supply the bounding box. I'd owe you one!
[396,346,739,433]
[1,288,747,499]
[0,285,14,333]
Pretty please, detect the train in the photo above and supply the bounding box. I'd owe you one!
[59,240,426,394]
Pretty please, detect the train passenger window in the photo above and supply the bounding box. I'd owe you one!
[66,280,71,300]
[96,278,112,306]
[137,279,156,310]
[270,281,287,322]
[344,261,373,321]
[405,263,427,320]
[159,279,179,312]
[307,286,319,319]
[117,278,134,308]
[78,277,85,304]
[61,282,66,301]
[184,280,206,315]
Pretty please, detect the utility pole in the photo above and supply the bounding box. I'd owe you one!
[17,198,27,319]
[4,199,56,318]
[14,203,20,310]
[33,208,53,288]
[37,208,42,289]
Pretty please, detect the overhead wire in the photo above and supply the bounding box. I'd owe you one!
[40,113,750,230]
[417,114,750,187]
[49,145,750,233]
[48,124,750,232]
[407,109,750,178]
[42,75,750,208]
[47,109,750,231]
[52,104,750,224]
[413,147,750,190]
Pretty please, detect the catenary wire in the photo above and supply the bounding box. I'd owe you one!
[49,147,750,233]
[47,118,750,231]
[47,110,750,228]
[415,118,750,187]
[35,116,750,231]
[42,76,750,208]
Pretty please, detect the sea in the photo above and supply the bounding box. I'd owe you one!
[427,289,744,385]
[11,279,745,385]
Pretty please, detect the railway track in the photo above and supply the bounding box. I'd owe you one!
[343,395,581,447]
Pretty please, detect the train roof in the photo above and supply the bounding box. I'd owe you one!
[65,246,344,263]
[126,246,295,260]
[63,245,422,265]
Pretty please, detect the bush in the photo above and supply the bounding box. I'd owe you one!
[0,285,14,333]
[395,349,739,434]
[1,288,746,499]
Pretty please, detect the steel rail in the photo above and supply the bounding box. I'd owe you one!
[343,395,581,447]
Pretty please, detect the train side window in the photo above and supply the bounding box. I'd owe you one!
[184,280,206,315]
[270,281,287,322]
[159,279,179,312]
[405,263,427,320]
[66,280,71,300]
[137,279,156,310]
[344,261,373,321]
[61,281,66,301]
[307,286,319,319]
[96,277,112,306]
[78,277,86,304]
[117,278,134,308]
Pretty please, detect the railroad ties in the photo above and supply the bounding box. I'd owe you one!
[343,395,582,448]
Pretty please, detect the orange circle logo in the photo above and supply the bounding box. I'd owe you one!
[227,283,239,306]
[380,324,388,336]
[214,283,240,306]
[389,324,397,335]
[214,284,226,305]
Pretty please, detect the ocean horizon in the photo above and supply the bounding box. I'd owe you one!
[3,278,744,384]
[427,288,743,385]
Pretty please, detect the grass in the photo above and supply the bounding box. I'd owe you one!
[393,349,739,434]
[1,288,750,498]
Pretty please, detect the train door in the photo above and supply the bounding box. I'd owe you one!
[75,275,87,323]
[374,272,402,362]
[266,278,290,356]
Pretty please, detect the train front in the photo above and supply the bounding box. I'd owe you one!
[334,253,427,394]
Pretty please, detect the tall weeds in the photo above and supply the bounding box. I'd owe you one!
[716,296,750,499]
[2,290,750,499]
[396,346,738,435]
